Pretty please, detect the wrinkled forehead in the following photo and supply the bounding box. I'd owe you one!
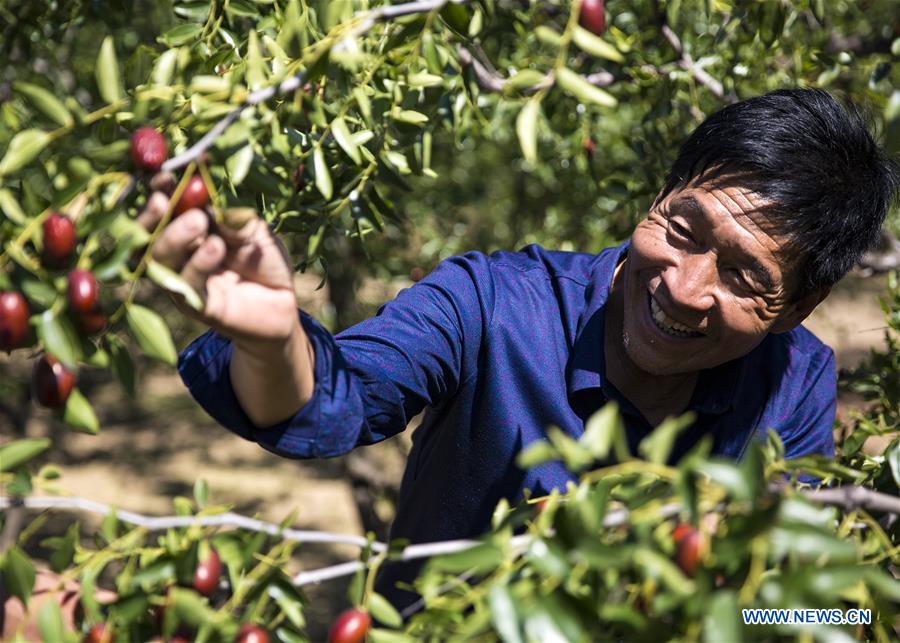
[678,170,810,294]
[683,168,795,243]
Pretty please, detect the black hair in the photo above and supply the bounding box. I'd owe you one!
[661,88,900,298]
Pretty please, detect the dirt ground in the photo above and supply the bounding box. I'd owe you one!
[1,269,894,640]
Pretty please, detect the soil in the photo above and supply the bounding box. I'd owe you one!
[0,269,894,640]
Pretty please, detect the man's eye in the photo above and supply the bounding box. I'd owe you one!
[669,220,695,243]
[728,269,756,292]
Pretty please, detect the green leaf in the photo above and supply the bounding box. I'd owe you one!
[367,592,402,628]
[572,26,625,63]
[20,277,57,308]
[193,478,209,508]
[703,591,742,643]
[516,98,540,162]
[106,335,136,396]
[171,586,216,628]
[313,145,333,200]
[440,4,470,34]
[132,558,176,589]
[226,145,254,186]
[1,547,36,604]
[331,117,362,164]
[391,108,429,125]
[37,309,83,370]
[174,2,212,20]
[269,580,306,629]
[488,586,523,643]
[535,26,562,47]
[62,388,99,434]
[516,440,558,469]
[555,68,617,107]
[0,438,50,472]
[407,71,443,88]
[547,426,594,471]
[37,596,66,643]
[13,82,74,127]
[429,542,503,574]
[697,461,752,501]
[638,412,695,464]
[245,31,267,90]
[580,401,623,460]
[146,259,203,311]
[159,23,203,47]
[226,0,259,17]
[125,304,177,365]
[96,37,122,104]
[887,441,900,487]
[353,87,373,125]
[0,188,28,224]
[505,69,546,92]
[526,538,570,580]
[41,523,79,572]
[633,548,694,596]
[152,48,179,86]
[0,129,50,176]
[367,630,417,643]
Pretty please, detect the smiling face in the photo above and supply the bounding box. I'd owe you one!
[616,175,824,377]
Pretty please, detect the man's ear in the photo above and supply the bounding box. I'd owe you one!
[770,286,831,333]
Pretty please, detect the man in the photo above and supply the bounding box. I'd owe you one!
[6,90,893,631]
[157,89,898,607]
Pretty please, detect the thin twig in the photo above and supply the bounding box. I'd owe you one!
[456,45,615,94]
[0,495,379,551]
[801,486,900,515]
[3,482,895,591]
[660,24,736,104]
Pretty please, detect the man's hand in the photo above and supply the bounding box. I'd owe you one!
[138,174,315,426]
[137,175,299,349]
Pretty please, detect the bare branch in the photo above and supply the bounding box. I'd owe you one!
[0,495,379,551]
[456,45,615,94]
[801,486,900,515]
[3,483,894,590]
[660,24,737,104]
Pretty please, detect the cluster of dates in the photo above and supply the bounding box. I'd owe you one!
[0,127,209,410]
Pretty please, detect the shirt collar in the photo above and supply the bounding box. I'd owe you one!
[566,240,743,418]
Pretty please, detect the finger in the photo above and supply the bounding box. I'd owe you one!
[180,234,227,297]
[152,209,210,270]
[217,213,269,247]
[149,171,176,194]
[136,192,171,232]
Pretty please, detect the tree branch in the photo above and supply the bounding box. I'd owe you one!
[800,485,900,515]
[456,45,615,94]
[660,24,737,104]
[3,482,895,590]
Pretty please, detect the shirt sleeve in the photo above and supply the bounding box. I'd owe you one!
[780,347,837,460]
[177,251,495,459]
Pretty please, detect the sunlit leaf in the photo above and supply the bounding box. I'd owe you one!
[13,82,73,127]
[96,36,122,104]
[0,129,50,176]
[62,388,99,434]
[125,304,178,365]
[516,98,540,162]
[0,438,51,472]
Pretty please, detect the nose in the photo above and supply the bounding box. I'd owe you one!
[661,252,717,314]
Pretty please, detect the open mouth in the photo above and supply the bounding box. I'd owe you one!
[648,294,704,338]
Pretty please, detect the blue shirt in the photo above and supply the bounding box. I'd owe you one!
[177,241,836,605]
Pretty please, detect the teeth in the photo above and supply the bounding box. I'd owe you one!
[649,297,700,338]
